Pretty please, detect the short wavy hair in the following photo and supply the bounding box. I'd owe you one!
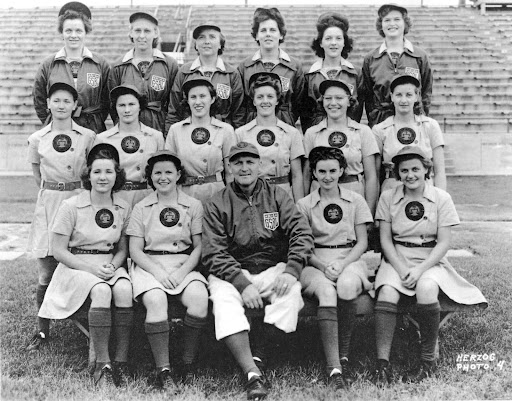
[251,8,287,44]
[194,29,226,56]
[81,150,126,192]
[58,10,92,34]
[376,6,412,38]
[392,153,433,180]
[145,154,185,189]
[129,22,160,48]
[248,74,283,111]
[179,82,218,117]
[309,146,347,180]
[320,85,359,117]
[311,14,353,59]
[390,84,423,115]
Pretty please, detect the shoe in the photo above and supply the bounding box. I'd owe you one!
[245,375,268,400]
[93,363,116,387]
[252,357,271,388]
[328,370,346,391]
[340,359,354,386]
[176,362,195,385]
[407,360,435,383]
[374,360,391,387]
[113,361,131,386]
[157,368,178,393]
[26,332,47,352]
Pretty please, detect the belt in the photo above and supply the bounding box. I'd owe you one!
[265,176,289,185]
[144,248,192,255]
[70,248,113,254]
[182,173,221,186]
[73,104,102,118]
[339,174,359,184]
[43,181,82,191]
[146,101,162,113]
[314,242,356,249]
[394,240,437,248]
[121,181,148,191]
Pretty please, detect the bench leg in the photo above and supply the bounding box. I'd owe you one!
[70,318,90,338]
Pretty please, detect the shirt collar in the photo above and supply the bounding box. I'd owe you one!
[40,121,85,137]
[140,189,194,207]
[190,56,227,72]
[75,190,128,209]
[251,48,291,62]
[310,186,355,206]
[122,48,165,63]
[55,46,94,60]
[378,38,414,55]
[102,123,156,137]
[308,58,355,73]
[391,183,437,204]
[181,116,224,128]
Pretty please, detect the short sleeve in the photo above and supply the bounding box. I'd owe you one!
[360,125,379,157]
[353,194,374,225]
[426,118,445,150]
[289,128,305,160]
[190,200,204,235]
[51,200,76,236]
[303,129,315,158]
[221,125,236,159]
[121,206,132,234]
[165,125,178,152]
[437,191,460,227]
[375,190,392,222]
[27,134,40,164]
[126,203,145,238]
[295,197,310,221]
[372,125,384,154]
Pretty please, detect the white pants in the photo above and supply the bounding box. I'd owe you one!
[208,262,304,340]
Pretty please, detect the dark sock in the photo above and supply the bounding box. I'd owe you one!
[338,299,357,360]
[113,307,134,363]
[88,307,112,363]
[416,302,441,362]
[317,306,341,372]
[374,301,398,362]
[224,331,260,376]
[36,284,50,336]
[182,313,208,365]
[145,321,170,369]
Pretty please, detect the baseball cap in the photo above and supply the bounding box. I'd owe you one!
[48,82,78,101]
[319,79,353,96]
[146,150,182,169]
[193,22,221,39]
[378,3,408,17]
[110,84,142,103]
[391,145,428,165]
[228,142,260,161]
[129,12,158,26]
[390,74,420,93]
[87,143,120,166]
[182,78,214,96]
[59,1,91,19]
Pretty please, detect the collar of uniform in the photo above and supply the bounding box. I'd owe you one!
[75,190,128,209]
[55,47,97,62]
[180,117,193,126]
[189,56,227,72]
[251,48,291,62]
[379,114,425,130]
[140,188,194,207]
[377,38,415,58]
[391,183,436,204]
[307,118,328,134]
[310,186,355,206]
[122,48,165,63]
[275,118,292,132]
[40,120,85,137]
[243,119,259,131]
[347,117,359,130]
[231,177,264,197]
[307,58,355,74]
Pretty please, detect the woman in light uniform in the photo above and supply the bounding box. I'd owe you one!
[38,143,133,387]
[303,80,378,214]
[235,72,304,202]
[127,151,209,389]
[166,78,235,204]
[372,74,446,193]
[95,84,164,207]
[373,146,486,384]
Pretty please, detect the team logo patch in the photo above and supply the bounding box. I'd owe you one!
[138,61,150,77]
[405,201,424,221]
[151,75,166,92]
[216,83,231,100]
[95,209,114,228]
[52,134,72,152]
[328,131,347,148]
[346,83,354,95]
[160,207,180,227]
[263,212,279,231]
[397,127,416,145]
[323,204,343,224]
[69,61,80,78]
[405,67,420,80]
[257,129,275,147]
[191,128,210,145]
[279,76,290,92]
[121,136,140,153]
[87,73,100,88]
[263,62,275,71]
[203,71,214,78]
[326,69,339,79]
[237,141,249,148]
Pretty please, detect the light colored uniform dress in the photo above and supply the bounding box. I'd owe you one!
[94,123,164,207]
[27,122,95,258]
[375,184,488,306]
[38,191,131,319]
[298,188,374,297]
[126,190,207,299]
[235,119,305,200]
[165,117,235,203]
[372,115,444,193]
[304,118,379,196]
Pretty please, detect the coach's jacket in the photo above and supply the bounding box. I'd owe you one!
[33,47,110,134]
[109,48,178,135]
[202,178,313,293]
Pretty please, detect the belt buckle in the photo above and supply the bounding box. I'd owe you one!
[57,182,65,191]
[125,181,133,191]
[197,175,205,184]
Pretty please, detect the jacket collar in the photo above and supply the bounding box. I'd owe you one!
[75,190,128,209]
[251,48,291,62]
[231,177,264,198]
[307,58,355,74]
[190,56,227,72]
[376,38,415,58]
[55,47,96,62]
[391,183,437,204]
[121,48,165,63]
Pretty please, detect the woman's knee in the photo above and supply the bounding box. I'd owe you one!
[314,283,337,306]
[337,273,362,300]
[112,278,133,307]
[142,289,168,313]
[37,257,58,285]
[181,282,209,316]
[90,283,112,307]
[377,285,400,303]
[416,278,439,303]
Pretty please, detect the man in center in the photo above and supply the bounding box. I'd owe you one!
[202,142,313,400]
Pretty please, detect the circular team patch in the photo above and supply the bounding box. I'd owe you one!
[160,207,180,227]
[69,61,80,78]
[95,209,114,228]
[138,61,150,77]
[203,70,214,78]
[52,134,72,152]
[323,204,343,224]
[326,69,339,79]
[121,136,140,153]
[397,127,416,145]
[328,131,347,148]
[263,62,275,71]
[405,201,424,221]
[191,127,210,145]
[257,129,275,147]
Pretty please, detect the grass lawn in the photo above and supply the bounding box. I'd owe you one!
[1,224,511,400]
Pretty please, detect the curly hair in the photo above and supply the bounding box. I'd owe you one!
[145,154,186,189]
[392,154,433,180]
[248,74,283,112]
[251,8,286,44]
[376,6,412,38]
[81,150,126,192]
[311,13,353,59]
[309,146,347,179]
[180,82,218,117]
[58,10,92,34]
[194,29,226,56]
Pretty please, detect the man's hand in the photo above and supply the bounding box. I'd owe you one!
[241,284,264,309]
[273,273,297,297]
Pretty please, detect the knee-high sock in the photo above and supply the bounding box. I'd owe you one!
[113,307,134,363]
[416,302,441,362]
[338,299,357,360]
[374,301,398,362]
[224,331,260,375]
[36,284,50,336]
[145,321,170,369]
[182,313,208,365]
[89,307,112,364]
[317,306,341,372]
